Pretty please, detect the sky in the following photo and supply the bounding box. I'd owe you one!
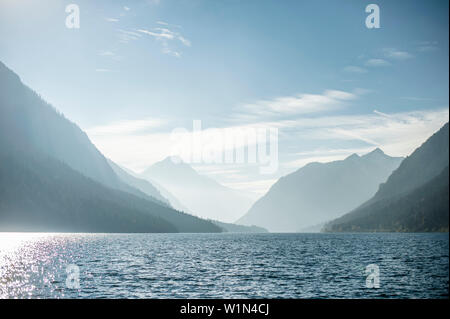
[0,0,448,196]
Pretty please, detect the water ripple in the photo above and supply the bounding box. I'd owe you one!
[0,233,448,298]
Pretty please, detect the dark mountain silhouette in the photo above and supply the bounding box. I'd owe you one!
[0,61,162,205]
[325,123,449,232]
[141,157,255,222]
[0,149,221,232]
[237,149,403,232]
[0,61,221,233]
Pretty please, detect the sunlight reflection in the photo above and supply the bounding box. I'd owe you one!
[0,232,62,299]
[0,233,52,254]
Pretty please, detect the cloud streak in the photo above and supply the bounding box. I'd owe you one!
[87,118,166,135]
[137,26,191,57]
[234,90,357,121]
[366,58,390,67]
[383,48,413,60]
[117,29,143,43]
[343,66,368,73]
[86,104,448,195]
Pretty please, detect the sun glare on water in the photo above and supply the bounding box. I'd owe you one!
[0,233,51,254]
[0,233,63,298]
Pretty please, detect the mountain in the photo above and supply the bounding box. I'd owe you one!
[121,165,191,213]
[325,123,449,232]
[0,61,221,233]
[117,160,265,232]
[147,178,193,213]
[0,61,160,204]
[107,159,171,207]
[298,222,326,233]
[140,157,255,222]
[237,148,403,232]
[211,220,268,233]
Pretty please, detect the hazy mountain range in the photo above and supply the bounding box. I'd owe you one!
[0,60,447,234]
[107,159,171,207]
[237,148,404,232]
[140,157,255,223]
[0,61,222,233]
[325,122,449,232]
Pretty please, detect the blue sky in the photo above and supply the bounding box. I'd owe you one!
[0,0,448,195]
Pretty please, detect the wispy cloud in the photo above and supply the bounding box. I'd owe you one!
[86,107,448,193]
[117,29,143,43]
[351,49,411,74]
[366,58,390,67]
[400,96,436,102]
[418,46,438,52]
[383,48,413,60]
[157,21,182,29]
[137,25,191,57]
[343,66,367,73]
[123,6,130,11]
[98,50,115,56]
[373,110,392,118]
[161,44,181,57]
[296,108,447,155]
[278,107,448,172]
[95,68,112,72]
[105,18,119,23]
[87,118,166,135]
[416,41,439,52]
[137,28,176,40]
[97,50,122,61]
[235,90,357,120]
[177,35,191,47]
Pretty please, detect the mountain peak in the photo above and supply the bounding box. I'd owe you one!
[325,123,449,232]
[141,156,199,179]
[158,156,195,170]
[370,147,385,155]
[140,156,255,223]
[345,153,360,160]
[239,145,404,232]
[362,147,387,159]
[161,155,184,165]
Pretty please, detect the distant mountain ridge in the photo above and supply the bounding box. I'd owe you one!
[211,220,268,233]
[140,157,255,222]
[325,123,449,232]
[365,123,448,205]
[0,61,166,207]
[107,159,170,207]
[1,149,190,232]
[0,62,119,188]
[237,148,403,232]
[0,61,221,233]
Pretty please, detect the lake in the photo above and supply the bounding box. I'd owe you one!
[0,232,448,298]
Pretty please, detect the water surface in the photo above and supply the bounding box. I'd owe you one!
[0,233,448,298]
